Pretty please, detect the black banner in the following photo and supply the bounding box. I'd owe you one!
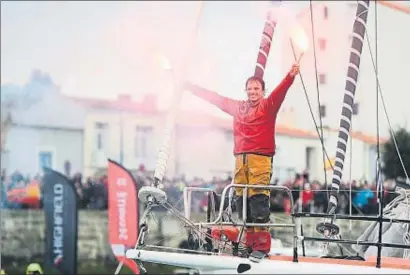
[43,168,78,275]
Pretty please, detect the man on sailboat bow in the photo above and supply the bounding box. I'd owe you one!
[184,63,300,255]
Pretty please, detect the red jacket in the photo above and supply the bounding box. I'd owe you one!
[302,190,313,206]
[187,73,295,156]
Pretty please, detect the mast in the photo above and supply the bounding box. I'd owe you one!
[152,2,204,186]
[153,2,279,184]
[254,6,278,79]
[324,1,370,224]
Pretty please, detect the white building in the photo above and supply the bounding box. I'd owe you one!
[79,94,382,183]
[80,94,163,178]
[1,73,87,177]
[322,127,384,184]
[174,112,321,182]
[80,94,325,181]
[277,1,410,137]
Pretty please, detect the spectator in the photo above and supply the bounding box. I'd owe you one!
[312,181,327,213]
[88,176,108,210]
[353,182,374,214]
[1,167,400,216]
[301,183,313,212]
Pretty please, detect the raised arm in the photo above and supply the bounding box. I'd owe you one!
[184,82,238,116]
[267,64,299,112]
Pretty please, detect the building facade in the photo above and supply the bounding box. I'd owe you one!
[278,1,410,137]
[81,95,384,183]
[80,93,385,183]
[321,128,385,184]
[3,91,86,177]
[1,84,382,184]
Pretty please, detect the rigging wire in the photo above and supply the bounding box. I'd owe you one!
[348,0,357,229]
[347,3,358,237]
[361,5,410,183]
[289,2,371,215]
[289,41,334,171]
[373,2,384,267]
[308,0,328,196]
[374,0,381,199]
[373,0,382,212]
[349,119,353,236]
[289,40,365,215]
[353,1,410,261]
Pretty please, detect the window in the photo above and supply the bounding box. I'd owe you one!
[95,122,109,151]
[353,103,359,115]
[319,105,326,118]
[305,147,314,172]
[318,38,327,51]
[319,73,327,84]
[134,126,154,158]
[323,6,328,20]
[39,151,53,170]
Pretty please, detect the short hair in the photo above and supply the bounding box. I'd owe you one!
[245,76,265,91]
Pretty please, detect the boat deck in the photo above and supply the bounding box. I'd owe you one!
[268,255,410,270]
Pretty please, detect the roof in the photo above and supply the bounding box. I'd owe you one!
[276,125,318,139]
[379,1,410,15]
[12,92,86,130]
[351,131,388,145]
[65,94,159,115]
[326,127,388,145]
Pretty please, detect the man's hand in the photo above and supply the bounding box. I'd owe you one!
[289,63,300,77]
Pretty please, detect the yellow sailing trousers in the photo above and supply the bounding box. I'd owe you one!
[234,153,272,234]
[234,153,273,198]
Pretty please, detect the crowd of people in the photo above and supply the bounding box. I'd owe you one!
[0,168,109,210]
[1,167,399,215]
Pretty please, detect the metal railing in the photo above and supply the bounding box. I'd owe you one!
[182,183,410,267]
[183,183,299,262]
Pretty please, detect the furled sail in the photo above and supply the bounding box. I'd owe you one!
[254,8,278,79]
[326,0,370,217]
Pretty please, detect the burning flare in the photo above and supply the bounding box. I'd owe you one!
[157,53,173,71]
[273,3,309,62]
[291,23,309,53]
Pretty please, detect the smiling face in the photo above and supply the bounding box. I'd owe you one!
[245,77,265,103]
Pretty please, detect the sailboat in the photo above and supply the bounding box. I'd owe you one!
[119,1,410,274]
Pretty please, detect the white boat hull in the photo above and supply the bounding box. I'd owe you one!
[125,249,409,274]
